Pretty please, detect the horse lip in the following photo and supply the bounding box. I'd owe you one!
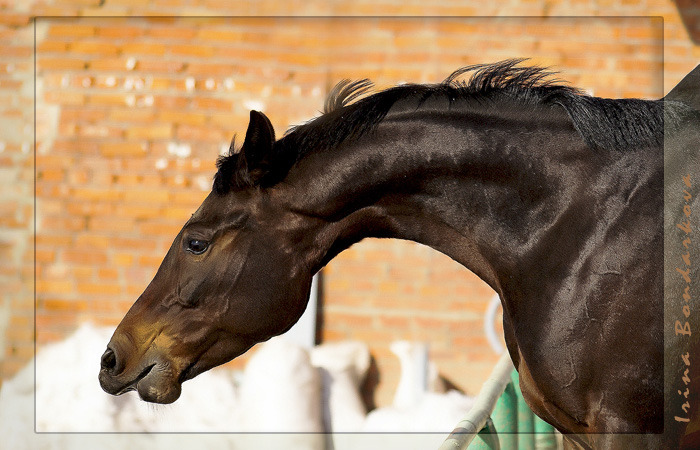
[113,364,156,396]
[178,360,199,384]
[178,358,208,384]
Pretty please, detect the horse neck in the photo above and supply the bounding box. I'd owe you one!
[278,108,601,293]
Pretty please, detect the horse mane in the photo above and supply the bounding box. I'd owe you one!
[214,59,686,193]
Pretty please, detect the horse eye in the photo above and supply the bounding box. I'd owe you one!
[186,239,209,255]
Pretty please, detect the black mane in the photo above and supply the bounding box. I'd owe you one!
[214,59,684,194]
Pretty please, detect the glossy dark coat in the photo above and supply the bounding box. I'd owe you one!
[99,61,700,450]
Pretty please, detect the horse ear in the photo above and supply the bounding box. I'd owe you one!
[236,110,275,185]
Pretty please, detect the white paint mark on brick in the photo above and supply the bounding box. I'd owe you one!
[0,299,10,361]
[224,78,235,91]
[185,77,195,92]
[205,78,215,90]
[125,94,135,107]
[167,142,191,158]
[61,75,69,88]
[196,175,211,191]
[0,142,5,153]
[81,77,91,88]
[191,158,201,169]
[311,87,322,97]
[292,85,301,96]
[155,158,168,170]
[142,95,154,107]
[243,99,265,111]
[105,76,116,87]
[35,77,60,155]
[126,57,136,71]
[46,263,68,278]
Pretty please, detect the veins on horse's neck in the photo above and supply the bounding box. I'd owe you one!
[283,117,575,293]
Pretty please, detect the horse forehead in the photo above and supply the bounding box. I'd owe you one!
[191,191,250,221]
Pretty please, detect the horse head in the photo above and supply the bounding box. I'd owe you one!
[98,111,317,403]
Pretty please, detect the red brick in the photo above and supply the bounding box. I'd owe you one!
[152,96,189,109]
[325,312,374,328]
[5,326,34,342]
[65,201,114,216]
[100,142,148,157]
[43,90,86,106]
[113,253,134,266]
[135,60,185,73]
[37,41,69,53]
[138,254,163,267]
[125,124,173,140]
[88,216,137,233]
[103,0,145,5]
[97,25,145,39]
[77,124,124,139]
[158,110,208,126]
[74,234,112,249]
[47,24,95,38]
[69,41,119,56]
[139,221,183,237]
[378,315,411,328]
[98,268,119,280]
[60,107,106,122]
[123,189,170,203]
[108,108,155,122]
[76,282,121,295]
[196,29,244,41]
[170,44,215,58]
[115,204,161,219]
[149,27,197,40]
[35,249,55,263]
[36,280,73,294]
[36,234,73,247]
[176,124,225,141]
[72,187,122,202]
[0,12,30,27]
[40,216,86,232]
[122,42,167,56]
[192,97,233,111]
[89,58,132,71]
[63,249,108,265]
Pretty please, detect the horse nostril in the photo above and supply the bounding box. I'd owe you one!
[101,348,117,372]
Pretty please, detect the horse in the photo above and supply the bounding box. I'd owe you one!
[99,59,700,450]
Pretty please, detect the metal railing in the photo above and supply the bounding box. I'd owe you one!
[439,353,560,450]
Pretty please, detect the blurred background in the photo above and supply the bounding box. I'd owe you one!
[0,0,698,436]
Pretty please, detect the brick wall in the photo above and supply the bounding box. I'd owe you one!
[1,1,698,408]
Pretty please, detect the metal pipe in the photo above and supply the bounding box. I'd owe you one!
[534,416,558,450]
[438,353,515,450]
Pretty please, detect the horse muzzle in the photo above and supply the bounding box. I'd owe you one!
[98,346,183,404]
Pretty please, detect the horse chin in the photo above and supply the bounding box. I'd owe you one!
[135,364,182,404]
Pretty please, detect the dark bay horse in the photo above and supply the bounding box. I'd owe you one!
[99,60,700,449]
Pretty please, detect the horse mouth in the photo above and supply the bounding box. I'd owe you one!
[113,364,156,396]
[178,360,203,384]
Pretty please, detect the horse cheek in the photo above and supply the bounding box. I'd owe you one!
[177,272,203,307]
